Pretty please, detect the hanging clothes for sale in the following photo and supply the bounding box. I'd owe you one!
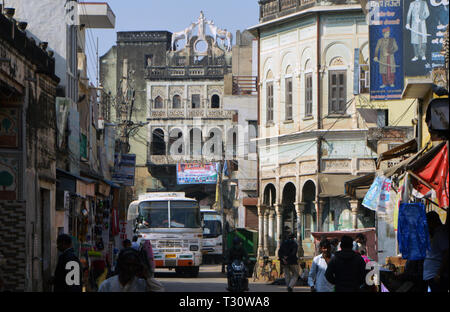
[408,142,448,209]
[397,202,431,260]
[362,175,392,213]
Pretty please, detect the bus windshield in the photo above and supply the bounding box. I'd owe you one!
[139,201,169,228]
[170,201,201,228]
[202,213,222,238]
[139,200,200,229]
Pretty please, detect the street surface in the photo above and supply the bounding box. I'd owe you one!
[155,264,310,292]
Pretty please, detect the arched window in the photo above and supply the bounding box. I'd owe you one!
[151,129,166,155]
[211,94,220,109]
[189,128,203,157]
[154,96,164,109]
[172,95,181,109]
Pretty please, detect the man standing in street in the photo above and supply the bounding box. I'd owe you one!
[423,211,449,292]
[52,234,82,292]
[278,233,299,292]
[308,239,334,292]
[325,235,366,292]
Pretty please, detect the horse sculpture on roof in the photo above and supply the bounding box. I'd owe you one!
[171,22,196,51]
[207,21,233,52]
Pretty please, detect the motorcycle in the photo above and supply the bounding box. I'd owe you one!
[227,260,249,292]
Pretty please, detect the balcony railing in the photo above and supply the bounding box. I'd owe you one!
[232,76,258,95]
[149,109,236,119]
[259,0,358,23]
[146,65,231,79]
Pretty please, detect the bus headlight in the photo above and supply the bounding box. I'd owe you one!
[189,245,199,251]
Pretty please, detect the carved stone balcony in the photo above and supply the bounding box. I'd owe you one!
[258,0,360,23]
[148,109,235,119]
[146,65,231,80]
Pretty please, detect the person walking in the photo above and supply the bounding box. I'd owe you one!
[122,239,132,249]
[278,233,299,292]
[423,211,449,292]
[52,234,83,292]
[98,248,164,292]
[325,235,366,292]
[308,239,334,292]
[131,236,140,250]
[330,238,339,255]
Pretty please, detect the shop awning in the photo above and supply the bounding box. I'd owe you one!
[103,178,121,188]
[383,144,428,178]
[376,139,417,168]
[56,168,96,184]
[319,174,360,198]
[243,197,258,206]
[345,172,376,199]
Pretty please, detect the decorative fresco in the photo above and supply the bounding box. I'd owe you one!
[0,155,19,200]
[0,107,20,148]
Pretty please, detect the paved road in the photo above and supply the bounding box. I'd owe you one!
[155,264,309,292]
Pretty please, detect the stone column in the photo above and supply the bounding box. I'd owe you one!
[350,199,359,229]
[268,210,275,255]
[263,209,270,256]
[314,199,326,232]
[257,204,266,258]
[275,203,283,256]
[295,202,305,258]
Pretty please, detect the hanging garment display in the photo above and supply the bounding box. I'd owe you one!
[411,144,448,208]
[362,175,392,213]
[397,202,430,260]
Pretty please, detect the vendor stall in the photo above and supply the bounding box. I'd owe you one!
[311,228,377,261]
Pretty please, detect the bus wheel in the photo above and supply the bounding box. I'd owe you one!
[175,268,184,276]
[188,266,199,278]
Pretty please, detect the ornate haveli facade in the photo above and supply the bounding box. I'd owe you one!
[249,0,380,258]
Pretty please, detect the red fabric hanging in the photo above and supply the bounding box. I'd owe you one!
[111,207,119,236]
[412,144,449,208]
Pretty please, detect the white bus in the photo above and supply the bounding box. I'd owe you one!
[200,209,223,263]
[127,192,203,277]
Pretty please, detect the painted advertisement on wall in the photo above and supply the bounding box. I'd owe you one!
[177,163,219,185]
[404,0,449,77]
[369,0,404,100]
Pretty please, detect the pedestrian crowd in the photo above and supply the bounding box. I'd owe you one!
[279,210,448,292]
[2,233,165,292]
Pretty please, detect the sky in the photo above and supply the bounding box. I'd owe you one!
[83,0,260,84]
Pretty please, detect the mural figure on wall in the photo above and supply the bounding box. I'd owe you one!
[374,27,400,88]
[405,0,430,61]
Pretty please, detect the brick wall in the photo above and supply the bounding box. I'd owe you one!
[0,201,27,291]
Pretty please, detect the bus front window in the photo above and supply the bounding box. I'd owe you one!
[139,201,169,228]
[203,214,222,238]
[170,201,201,228]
